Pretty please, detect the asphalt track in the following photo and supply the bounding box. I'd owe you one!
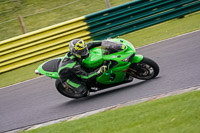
[0,30,200,132]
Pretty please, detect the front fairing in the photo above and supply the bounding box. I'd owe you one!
[101,38,136,65]
[96,38,136,84]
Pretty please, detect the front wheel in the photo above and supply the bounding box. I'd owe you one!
[55,79,88,99]
[128,57,159,80]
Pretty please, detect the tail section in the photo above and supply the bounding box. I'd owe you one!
[35,57,63,79]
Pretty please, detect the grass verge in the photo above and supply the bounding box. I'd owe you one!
[0,0,132,41]
[0,12,200,88]
[21,90,200,133]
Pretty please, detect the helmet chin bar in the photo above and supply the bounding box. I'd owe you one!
[81,53,90,59]
[73,53,89,59]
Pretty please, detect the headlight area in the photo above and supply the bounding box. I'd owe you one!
[122,53,135,62]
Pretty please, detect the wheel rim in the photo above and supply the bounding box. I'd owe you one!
[59,84,83,97]
[129,63,155,80]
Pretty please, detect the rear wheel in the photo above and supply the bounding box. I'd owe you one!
[128,57,159,80]
[55,79,88,99]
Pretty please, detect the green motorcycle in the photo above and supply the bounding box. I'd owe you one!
[35,38,159,98]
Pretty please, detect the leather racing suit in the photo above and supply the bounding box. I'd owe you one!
[58,41,102,94]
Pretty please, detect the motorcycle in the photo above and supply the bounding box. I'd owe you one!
[35,38,159,98]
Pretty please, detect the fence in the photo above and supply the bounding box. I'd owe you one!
[0,0,199,73]
[0,0,130,42]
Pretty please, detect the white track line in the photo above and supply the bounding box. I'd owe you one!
[137,29,200,49]
[1,29,200,90]
[0,76,45,90]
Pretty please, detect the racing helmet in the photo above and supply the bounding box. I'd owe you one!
[69,39,89,58]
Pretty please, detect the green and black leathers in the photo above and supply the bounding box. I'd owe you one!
[58,41,102,93]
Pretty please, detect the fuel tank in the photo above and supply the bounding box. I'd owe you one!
[82,47,104,69]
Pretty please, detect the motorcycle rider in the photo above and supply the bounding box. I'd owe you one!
[58,39,107,95]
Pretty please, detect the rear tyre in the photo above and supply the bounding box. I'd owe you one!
[55,79,88,99]
[129,57,159,80]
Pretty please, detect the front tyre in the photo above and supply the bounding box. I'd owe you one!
[129,57,159,80]
[55,79,88,99]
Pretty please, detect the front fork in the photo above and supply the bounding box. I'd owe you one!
[128,54,144,77]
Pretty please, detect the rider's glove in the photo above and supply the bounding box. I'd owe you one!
[97,65,107,75]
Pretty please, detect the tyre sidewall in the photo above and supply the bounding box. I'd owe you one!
[55,79,87,99]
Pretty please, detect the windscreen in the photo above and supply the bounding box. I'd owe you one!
[101,40,126,55]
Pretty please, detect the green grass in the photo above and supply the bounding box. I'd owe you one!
[0,0,132,41]
[21,90,200,133]
[0,61,42,87]
[0,12,199,88]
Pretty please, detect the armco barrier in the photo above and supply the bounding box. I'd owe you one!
[0,0,200,73]
[85,0,200,40]
[0,16,91,73]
